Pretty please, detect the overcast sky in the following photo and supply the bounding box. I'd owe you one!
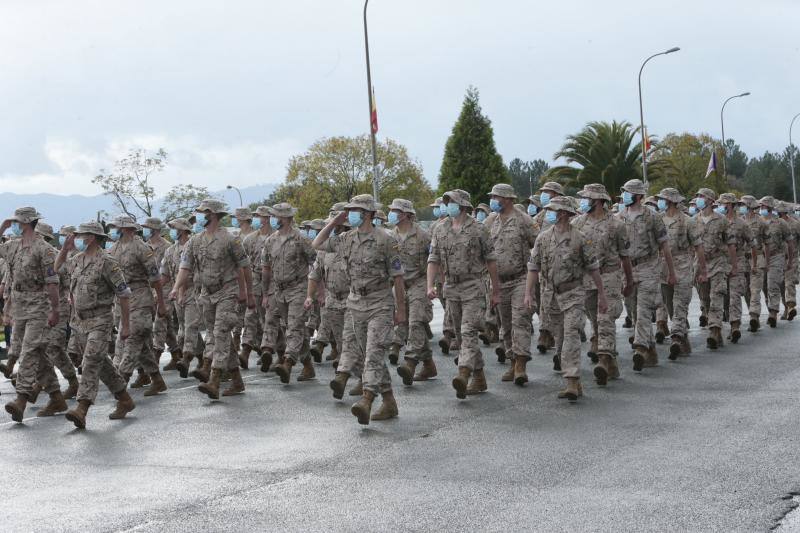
[0,0,796,196]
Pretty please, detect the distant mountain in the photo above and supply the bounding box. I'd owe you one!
[0,183,278,230]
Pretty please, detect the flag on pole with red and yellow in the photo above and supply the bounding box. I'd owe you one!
[370,86,378,134]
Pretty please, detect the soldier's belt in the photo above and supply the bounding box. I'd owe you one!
[499,270,526,283]
[127,281,150,290]
[631,254,657,267]
[599,264,620,275]
[76,307,106,320]
[351,283,389,297]
[445,273,481,284]
[331,290,348,300]
[12,284,44,292]
[274,274,306,291]
[555,279,583,294]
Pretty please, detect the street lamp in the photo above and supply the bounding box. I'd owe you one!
[226,185,243,206]
[790,112,800,204]
[720,92,750,180]
[363,0,380,202]
[638,46,680,186]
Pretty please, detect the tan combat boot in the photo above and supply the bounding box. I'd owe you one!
[396,358,418,386]
[238,344,251,370]
[348,380,363,396]
[594,354,610,386]
[325,342,338,361]
[749,314,760,332]
[501,357,516,382]
[28,383,42,404]
[65,399,91,429]
[789,305,797,321]
[0,355,18,379]
[388,343,401,365]
[143,372,167,397]
[37,390,68,417]
[632,346,647,372]
[513,357,528,386]
[768,310,778,328]
[495,346,507,363]
[164,349,181,372]
[730,321,741,344]
[130,370,151,389]
[222,368,245,396]
[4,394,28,422]
[191,358,212,383]
[587,335,598,364]
[452,367,472,399]
[466,368,487,395]
[63,375,80,400]
[608,355,621,379]
[309,341,326,363]
[108,390,135,420]
[370,391,399,421]
[558,377,581,402]
[176,352,193,379]
[198,368,221,399]
[644,345,658,368]
[274,358,295,384]
[536,330,549,354]
[413,359,437,381]
[438,331,453,354]
[707,327,721,349]
[259,348,274,373]
[296,359,316,382]
[329,371,350,400]
[655,320,670,344]
[351,390,375,425]
[668,335,682,360]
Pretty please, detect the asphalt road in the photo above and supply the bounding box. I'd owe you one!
[2,297,800,532]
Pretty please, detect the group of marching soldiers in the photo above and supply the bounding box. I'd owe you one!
[2,176,799,427]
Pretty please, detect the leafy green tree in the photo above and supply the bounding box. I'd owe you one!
[546,121,642,195]
[648,133,727,196]
[438,86,506,203]
[508,158,550,197]
[743,151,793,201]
[724,139,749,180]
[160,184,218,221]
[267,135,434,221]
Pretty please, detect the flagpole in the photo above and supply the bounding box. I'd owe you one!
[720,92,750,185]
[790,113,800,204]
[637,47,680,188]
[363,0,380,202]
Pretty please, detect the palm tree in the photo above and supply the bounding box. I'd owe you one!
[546,120,643,195]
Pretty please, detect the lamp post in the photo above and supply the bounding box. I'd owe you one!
[363,0,380,202]
[638,46,680,187]
[720,92,750,181]
[790,113,800,204]
[226,185,243,206]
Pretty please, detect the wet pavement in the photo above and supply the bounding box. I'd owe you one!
[3,297,800,532]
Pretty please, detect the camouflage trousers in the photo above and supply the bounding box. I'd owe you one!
[75,316,126,404]
[657,256,694,338]
[632,259,662,349]
[305,302,320,334]
[46,318,76,380]
[548,287,586,379]
[260,290,286,354]
[177,295,205,356]
[241,291,264,349]
[586,271,623,356]
[199,284,240,371]
[436,280,454,337]
[727,257,749,323]
[483,274,497,329]
[496,277,533,360]
[14,317,59,397]
[444,278,486,371]
[696,271,728,330]
[67,320,87,368]
[749,259,765,318]
[337,301,394,395]
[315,296,346,350]
[392,277,433,361]
[268,281,309,363]
[117,306,158,376]
[766,255,785,313]
[153,304,179,355]
[539,280,553,335]
[784,258,798,308]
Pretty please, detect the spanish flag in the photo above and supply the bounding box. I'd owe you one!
[370,86,378,134]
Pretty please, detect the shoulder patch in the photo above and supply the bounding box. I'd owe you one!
[391,258,402,270]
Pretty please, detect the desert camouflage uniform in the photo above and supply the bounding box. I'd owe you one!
[726,215,754,325]
[241,229,270,350]
[694,211,734,331]
[763,216,794,314]
[656,211,699,338]
[309,243,350,355]
[150,237,178,358]
[391,223,433,361]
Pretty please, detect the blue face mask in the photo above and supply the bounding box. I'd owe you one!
[192,222,204,234]
[657,199,668,212]
[432,206,441,218]
[387,211,400,225]
[540,192,551,206]
[489,199,502,213]
[252,218,263,230]
[774,211,780,218]
[104,241,114,250]
[270,218,281,230]
[714,205,727,216]
[446,203,460,218]
[169,228,179,240]
[622,191,634,206]
[109,228,121,241]
[347,211,363,227]
[688,206,698,216]
[58,235,66,247]
[231,218,240,228]
[74,238,88,252]
[142,228,153,240]
[738,205,748,215]
[308,229,317,239]
[618,203,626,213]
[545,210,558,225]
[578,198,591,213]
[647,205,657,213]
[195,213,208,226]
[10,222,22,237]
[527,204,538,216]
[696,197,707,210]
[476,211,487,223]
[373,218,383,227]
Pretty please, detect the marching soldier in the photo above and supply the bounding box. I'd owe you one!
[778,202,800,320]
[759,197,795,327]
[238,206,271,369]
[143,217,180,371]
[313,194,406,424]
[533,181,564,355]
[719,193,754,342]
[231,207,255,355]
[741,195,768,331]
